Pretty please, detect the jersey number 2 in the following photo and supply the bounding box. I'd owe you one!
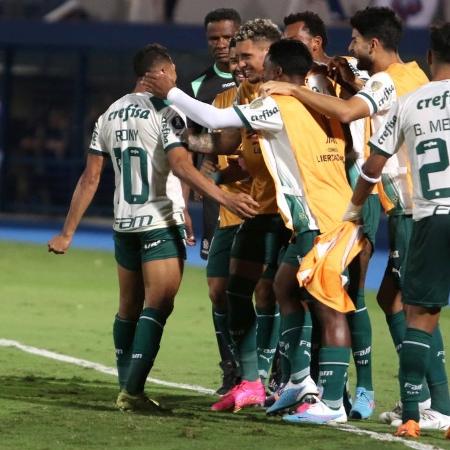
[113,147,149,204]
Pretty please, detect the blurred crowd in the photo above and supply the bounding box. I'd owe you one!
[1,0,449,27]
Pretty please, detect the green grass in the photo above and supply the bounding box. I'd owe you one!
[0,241,449,450]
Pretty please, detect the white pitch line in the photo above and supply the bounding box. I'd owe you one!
[0,338,444,450]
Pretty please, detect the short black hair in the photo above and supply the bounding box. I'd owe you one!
[133,44,171,77]
[229,37,236,49]
[204,8,241,28]
[267,39,313,77]
[350,7,402,51]
[283,11,328,48]
[430,22,450,63]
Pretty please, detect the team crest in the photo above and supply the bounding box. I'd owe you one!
[370,81,383,92]
[250,98,264,109]
[171,115,185,130]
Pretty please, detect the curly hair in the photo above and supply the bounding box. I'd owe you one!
[235,18,281,43]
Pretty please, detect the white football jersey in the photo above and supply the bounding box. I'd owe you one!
[89,92,186,232]
[369,80,450,221]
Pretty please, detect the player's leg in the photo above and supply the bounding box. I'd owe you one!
[207,225,240,395]
[396,215,450,437]
[112,232,144,390]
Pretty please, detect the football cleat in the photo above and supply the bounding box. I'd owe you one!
[266,375,319,416]
[379,398,431,424]
[349,387,375,420]
[233,379,266,413]
[283,398,347,424]
[445,426,450,439]
[116,390,165,413]
[394,419,420,438]
[216,360,240,396]
[391,409,450,431]
[264,382,286,408]
[211,383,241,411]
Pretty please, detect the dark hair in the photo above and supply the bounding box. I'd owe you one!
[133,44,171,77]
[229,37,236,49]
[283,11,328,48]
[235,18,282,43]
[267,39,313,77]
[350,7,402,51]
[204,8,241,28]
[430,23,450,63]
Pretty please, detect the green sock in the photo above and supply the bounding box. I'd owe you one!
[278,317,291,384]
[227,275,257,381]
[387,311,431,403]
[212,306,238,363]
[256,304,280,381]
[427,325,450,415]
[319,347,350,410]
[281,310,308,383]
[125,307,167,395]
[113,315,137,389]
[400,328,432,423]
[292,311,313,383]
[347,291,373,390]
[386,310,406,353]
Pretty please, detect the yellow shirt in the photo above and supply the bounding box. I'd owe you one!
[237,80,279,214]
[213,87,251,227]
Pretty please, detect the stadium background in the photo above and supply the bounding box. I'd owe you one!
[0,0,439,283]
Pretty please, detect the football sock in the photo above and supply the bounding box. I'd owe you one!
[283,310,312,384]
[125,307,168,395]
[278,319,291,384]
[113,314,137,389]
[227,275,258,381]
[212,306,237,363]
[256,304,280,381]
[319,347,350,410]
[427,325,450,415]
[400,328,432,423]
[347,290,373,390]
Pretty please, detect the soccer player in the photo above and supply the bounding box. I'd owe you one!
[47,44,258,412]
[184,8,242,393]
[282,10,379,419]
[145,38,360,423]
[262,6,434,423]
[343,22,450,438]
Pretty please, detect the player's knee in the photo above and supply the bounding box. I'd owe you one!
[254,279,275,310]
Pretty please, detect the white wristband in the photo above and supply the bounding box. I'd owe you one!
[342,201,363,222]
[360,170,381,184]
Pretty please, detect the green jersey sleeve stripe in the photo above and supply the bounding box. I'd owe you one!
[164,142,187,153]
[358,91,378,113]
[233,105,253,130]
[88,148,109,157]
[369,141,392,158]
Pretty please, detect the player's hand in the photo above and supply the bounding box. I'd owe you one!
[48,235,72,254]
[342,201,363,223]
[140,71,175,99]
[223,192,259,219]
[259,81,296,97]
[183,208,196,246]
[328,57,355,85]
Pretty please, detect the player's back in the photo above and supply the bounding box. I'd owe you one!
[93,92,185,232]
[388,80,450,220]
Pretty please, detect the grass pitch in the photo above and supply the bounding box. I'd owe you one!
[0,241,449,450]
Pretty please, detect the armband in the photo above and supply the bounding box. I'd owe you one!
[360,171,381,184]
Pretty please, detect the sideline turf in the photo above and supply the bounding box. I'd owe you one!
[0,242,449,450]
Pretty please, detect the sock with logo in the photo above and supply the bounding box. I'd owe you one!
[256,304,280,382]
[427,325,450,415]
[387,311,431,403]
[347,290,373,391]
[227,275,258,381]
[113,314,137,390]
[319,347,351,410]
[212,306,238,363]
[400,328,432,423]
[278,320,291,384]
[125,307,168,395]
[281,310,313,384]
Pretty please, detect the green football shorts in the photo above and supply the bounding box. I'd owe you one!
[206,225,240,278]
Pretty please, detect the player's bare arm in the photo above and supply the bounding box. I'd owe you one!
[48,153,106,254]
[168,146,259,219]
[328,56,365,94]
[260,81,370,123]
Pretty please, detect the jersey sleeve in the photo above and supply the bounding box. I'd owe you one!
[355,71,396,115]
[88,115,109,157]
[160,106,188,152]
[233,96,283,132]
[368,99,404,157]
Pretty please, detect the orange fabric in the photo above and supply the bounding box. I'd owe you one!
[213,87,251,227]
[297,222,365,313]
[237,80,278,214]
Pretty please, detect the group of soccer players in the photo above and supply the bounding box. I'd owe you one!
[48,5,450,441]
